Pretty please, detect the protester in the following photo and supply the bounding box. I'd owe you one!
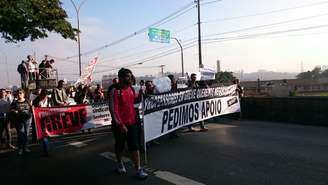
[0,88,15,150]
[45,59,53,78]
[167,75,180,138]
[233,79,244,98]
[75,86,91,105]
[28,87,41,144]
[93,84,104,103]
[187,73,208,132]
[111,68,148,179]
[143,80,161,146]
[52,80,68,106]
[10,89,32,155]
[17,60,29,89]
[32,89,54,156]
[27,55,38,80]
[145,80,154,95]
[39,55,48,79]
[5,89,14,103]
[233,79,243,120]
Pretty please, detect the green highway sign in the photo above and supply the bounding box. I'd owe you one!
[148,27,171,43]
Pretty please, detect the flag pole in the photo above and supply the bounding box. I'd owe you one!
[141,95,148,166]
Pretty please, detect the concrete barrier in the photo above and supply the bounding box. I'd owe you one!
[240,97,328,126]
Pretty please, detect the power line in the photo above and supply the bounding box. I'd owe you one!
[94,24,328,74]
[203,0,328,23]
[203,24,328,42]
[203,13,328,38]
[64,1,196,60]
[200,0,222,6]
[99,13,328,68]
[97,23,197,65]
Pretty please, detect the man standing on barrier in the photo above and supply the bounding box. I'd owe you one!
[110,68,148,180]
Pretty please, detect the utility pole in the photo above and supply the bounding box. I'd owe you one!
[160,65,165,77]
[171,37,184,77]
[5,55,10,86]
[195,0,203,68]
[70,0,87,77]
[0,50,10,86]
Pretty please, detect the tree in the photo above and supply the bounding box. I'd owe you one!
[321,69,328,78]
[0,0,76,42]
[296,66,322,80]
[215,71,235,83]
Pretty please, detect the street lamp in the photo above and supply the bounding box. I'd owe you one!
[171,37,184,77]
[70,0,87,77]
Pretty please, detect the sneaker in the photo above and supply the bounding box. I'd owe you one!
[136,168,148,180]
[7,144,16,150]
[116,163,127,174]
[18,149,23,155]
[187,127,198,132]
[24,147,31,153]
[200,127,208,132]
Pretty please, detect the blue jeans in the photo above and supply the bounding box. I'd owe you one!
[42,137,49,155]
[15,119,30,150]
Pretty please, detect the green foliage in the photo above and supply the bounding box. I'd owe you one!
[215,71,235,83]
[0,0,76,42]
[296,66,328,80]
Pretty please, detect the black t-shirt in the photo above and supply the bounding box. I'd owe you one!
[10,100,31,121]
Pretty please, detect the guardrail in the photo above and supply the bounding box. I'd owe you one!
[241,97,328,126]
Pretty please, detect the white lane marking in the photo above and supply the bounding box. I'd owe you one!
[99,152,205,185]
[68,141,87,148]
[155,171,206,185]
[99,151,130,163]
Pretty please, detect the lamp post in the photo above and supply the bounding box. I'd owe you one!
[70,0,87,77]
[171,37,184,77]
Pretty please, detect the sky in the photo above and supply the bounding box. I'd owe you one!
[1,0,328,87]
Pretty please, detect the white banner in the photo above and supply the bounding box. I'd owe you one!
[143,85,240,142]
[199,66,216,80]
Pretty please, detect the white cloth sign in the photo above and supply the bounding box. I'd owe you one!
[143,85,240,142]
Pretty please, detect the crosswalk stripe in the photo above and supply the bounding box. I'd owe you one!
[68,141,87,148]
[99,151,206,185]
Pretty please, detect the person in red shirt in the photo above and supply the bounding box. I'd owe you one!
[111,68,148,179]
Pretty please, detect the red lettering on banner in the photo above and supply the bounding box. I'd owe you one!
[34,106,88,139]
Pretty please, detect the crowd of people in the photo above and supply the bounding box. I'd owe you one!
[17,55,56,89]
[1,66,243,180]
[0,79,106,154]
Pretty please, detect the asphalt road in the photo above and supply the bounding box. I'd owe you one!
[1,119,328,185]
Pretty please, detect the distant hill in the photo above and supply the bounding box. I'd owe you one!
[234,70,298,81]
